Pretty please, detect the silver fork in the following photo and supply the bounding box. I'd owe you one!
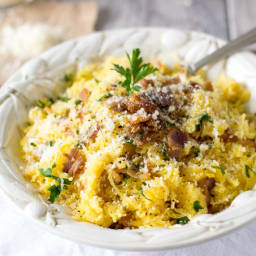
[188,27,256,75]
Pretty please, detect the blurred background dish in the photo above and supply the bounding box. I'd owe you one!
[0,0,98,84]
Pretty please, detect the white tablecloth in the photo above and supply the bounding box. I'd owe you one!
[0,189,255,256]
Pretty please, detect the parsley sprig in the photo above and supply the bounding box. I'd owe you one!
[39,163,72,203]
[113,48,158,95]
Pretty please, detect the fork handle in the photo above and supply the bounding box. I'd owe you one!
[189,27,256,74]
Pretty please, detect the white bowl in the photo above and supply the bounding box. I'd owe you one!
[1,28,256,251]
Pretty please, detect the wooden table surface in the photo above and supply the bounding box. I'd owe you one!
[95,0,256,40]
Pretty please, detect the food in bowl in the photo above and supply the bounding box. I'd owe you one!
[20,48,256,228]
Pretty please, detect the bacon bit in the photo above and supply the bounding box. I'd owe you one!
[166,128,188,160]
[109,213,133,229]
[190,81,201,89]
[240,139,256,148]
[205,81,213,91]
[221,130,256,148]
[129,113,151,125]
[162,76,180,86]
[88,124,102,141]
[139,79,155,89]
[108,100,128,112]
[64,127,74,136]
[127,95,158,114]
[79,88,90,101]
[44,107,52,114]
[198,177,215,207]
[139,79,149,89]
[63,148,85,176]
[77,111,83,120]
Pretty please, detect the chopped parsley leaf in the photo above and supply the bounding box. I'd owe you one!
[39,167,71,203]
[75,99,83,106]
[162,145,169,161]
[76,142,83,149]
[49,141,53,147]
[137,133,144,140]
[193,200,203,212]
[138,187,152,201]
[113,48,158,95]
[37,100,46,109]
[39,168,52,177]
[196,113,212,131]
[48,185,61,203]
[122,174,130,183]
[142,181,147,186]
[212,165,225,175]
[94,78,99,83]
[194,149,200,157]
[97,93,113,102]
[64,73,73,82]
[76,130,80,135]
[58,96,70,102]
[176,216,189,225]
[245,165,256,178]
[124,136,136,146]
[30,142,37,147]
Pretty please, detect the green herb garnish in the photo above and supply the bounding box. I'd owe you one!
[94,78,99,83]
[193,200,203,212]
[176,216,189,225]
[64,73,73,82]
[162,144,169,161]
[37,100,46,109]
[76,130,80,135]
[76,141,83,149]
[75,99,83,106]
[39,166,71,203]
[122,174,130,183]
[212,165,225,175]
[138,187,152,201]
[124,136,136,146]
[30,142,37,147]
[97,93,113,102]
[245,165,256,178]
[137,133,144,140]
[194,149,200,157]
[113,48,158,95]
[49,141,53,147]
[196,113,212,131]
[59,96,70,102]
[49,98,55,104]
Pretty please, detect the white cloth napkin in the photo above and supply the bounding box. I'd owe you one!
[0,189,255,256]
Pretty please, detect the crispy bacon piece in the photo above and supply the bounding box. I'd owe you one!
[198,177,216,207]
[88,124,102,141]
[139,79,155,89]
[162,76,180,86]
[79,88,90,101]
[63,148,85,176]
[166,128,188,160]
[109,213,133,229]
[221,130,256,148]
[107,99,128,112]
[205,81,213,91]
[127,95,157,114]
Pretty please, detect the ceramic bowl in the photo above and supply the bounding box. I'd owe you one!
[1,28,256,251]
